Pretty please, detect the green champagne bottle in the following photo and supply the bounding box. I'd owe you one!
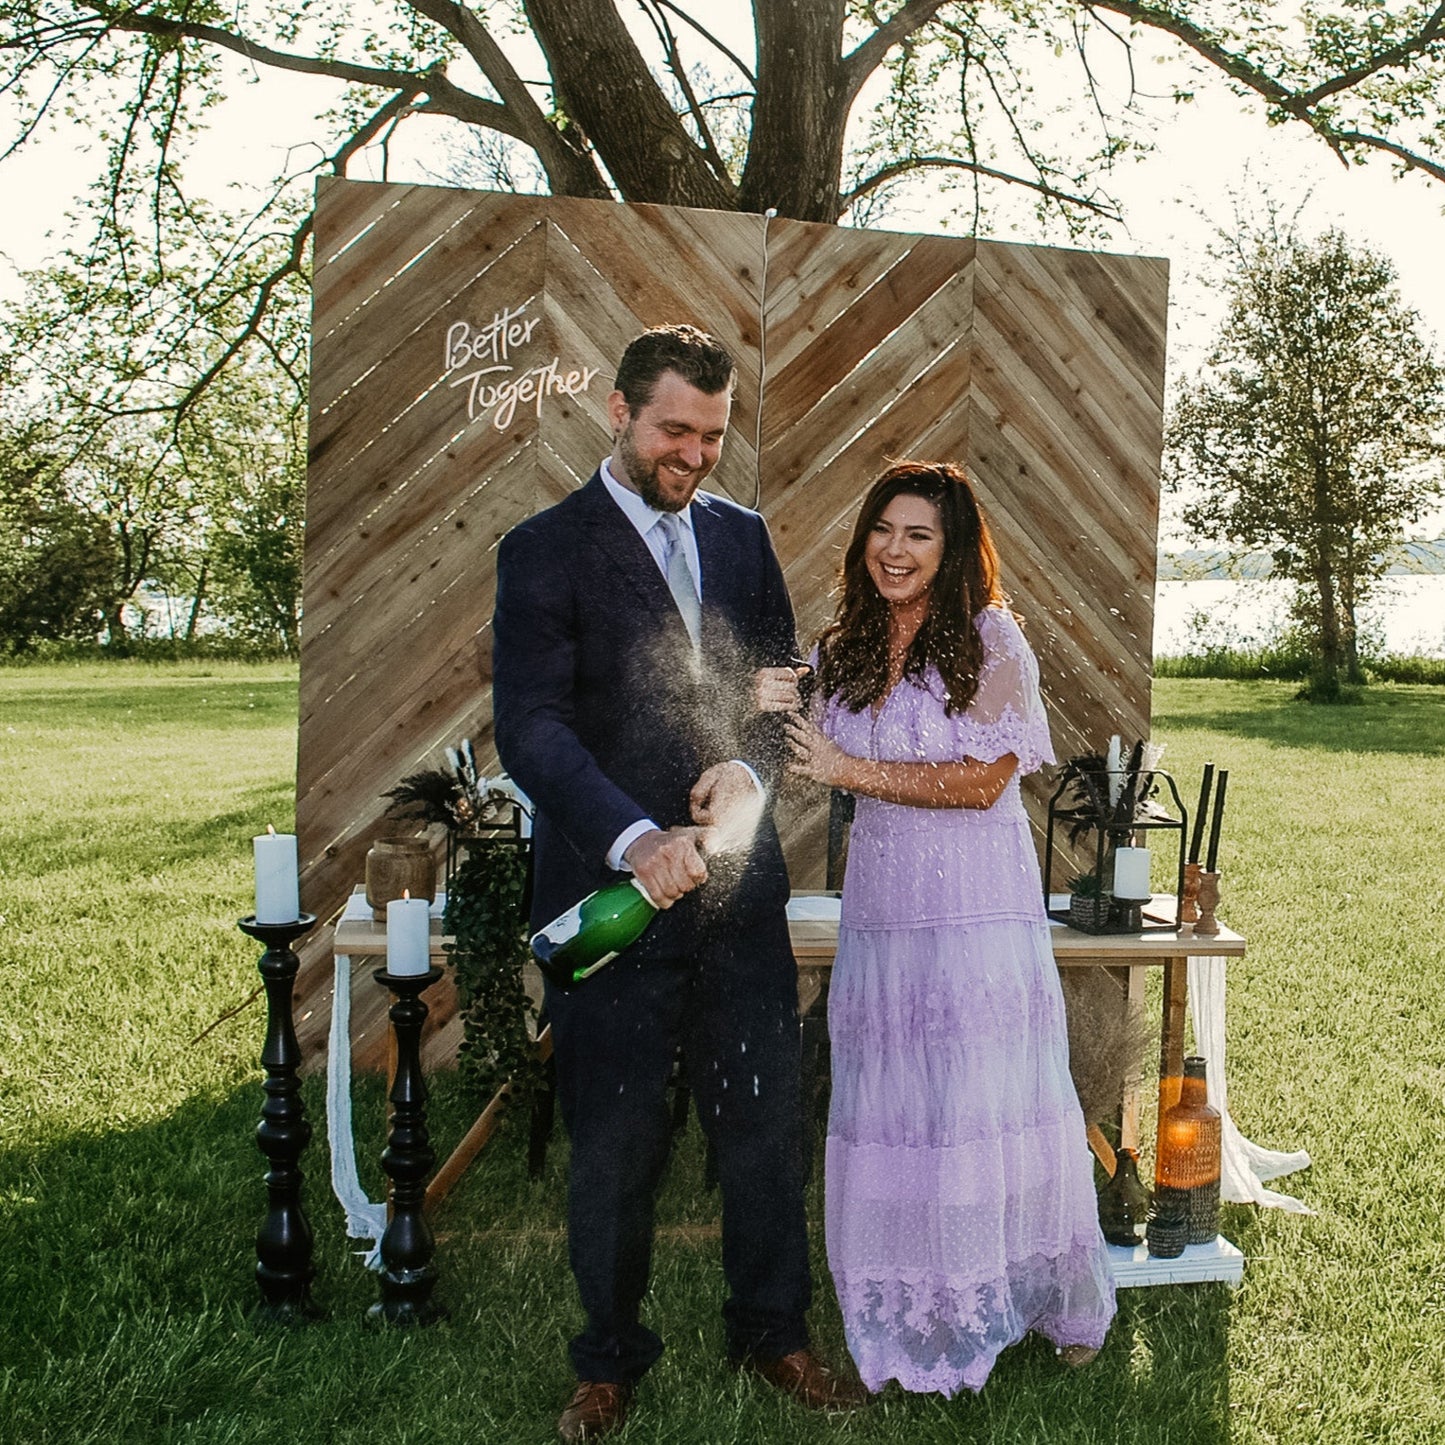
[530,878,658,989]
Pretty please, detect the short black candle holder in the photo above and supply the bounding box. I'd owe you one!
[238,913,321,1324]
[369,965,448,1327]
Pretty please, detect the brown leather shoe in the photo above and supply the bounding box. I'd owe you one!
[738,1348,869,1411]
[557,1380,634,1442]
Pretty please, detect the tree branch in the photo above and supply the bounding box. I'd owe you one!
[166,89,424,426]
[0,32,109,161]
[655,0,757,86]
[1297,3,1445,108]
[1088,0,1445,115]
[843,154,1122,220]
[1326,129,1445,185]
[78,8,439,93]
[1087,1,1445,182]
[842,0,955,104]
[404,0,610,196]
[638,0,733,189]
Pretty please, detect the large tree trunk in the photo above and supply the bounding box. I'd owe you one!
[739,0,852,221]
[1307,460,1345,698]
[525,0,736,210]
[1340,599,1364,683]
[106,601,130,651]
[1311,559,1343,698]
[1338,545,1366,683]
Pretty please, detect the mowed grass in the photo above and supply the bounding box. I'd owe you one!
[1,664,1443,1443]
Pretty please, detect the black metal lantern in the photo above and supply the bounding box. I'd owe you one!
[1042,757,1188,935]
[445,795,532,911]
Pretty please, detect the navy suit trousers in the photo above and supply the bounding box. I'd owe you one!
[544,909,812,1383]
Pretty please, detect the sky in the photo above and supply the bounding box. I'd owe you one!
[1,6,1440,539]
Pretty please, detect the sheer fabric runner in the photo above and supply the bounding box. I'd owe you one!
[1188,955,1313,1212]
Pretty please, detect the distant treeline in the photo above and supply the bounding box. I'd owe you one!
[1159,538,1445,581]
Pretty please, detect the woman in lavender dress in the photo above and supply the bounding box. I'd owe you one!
[786,461,1114,1396]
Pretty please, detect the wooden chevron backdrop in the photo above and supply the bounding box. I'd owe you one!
[293,177,1169,1069]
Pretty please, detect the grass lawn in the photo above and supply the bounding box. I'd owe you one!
[2,663,1442,1443]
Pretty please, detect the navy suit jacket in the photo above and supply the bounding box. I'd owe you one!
[492,472,798,959]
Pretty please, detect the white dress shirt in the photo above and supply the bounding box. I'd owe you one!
[600,459,701,596]
[596,458,763,872]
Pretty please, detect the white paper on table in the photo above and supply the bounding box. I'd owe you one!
[340,888,447,923]
[785,894,842,922]
[1188,954,1314,1213]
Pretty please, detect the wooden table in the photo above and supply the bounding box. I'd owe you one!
[787,891,1248,1287]
[332,887,452,964]
[331,887,1248,1285]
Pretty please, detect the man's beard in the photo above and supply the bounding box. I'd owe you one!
[617,423,697,513]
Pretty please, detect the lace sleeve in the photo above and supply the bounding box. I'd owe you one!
[951,608,1056,775]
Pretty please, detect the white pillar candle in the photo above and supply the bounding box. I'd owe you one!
[253,827,300,924]
[386,890,432,976]
[1112,846,1152,902]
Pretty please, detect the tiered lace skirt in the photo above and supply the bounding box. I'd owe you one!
[825,916,1116,1396]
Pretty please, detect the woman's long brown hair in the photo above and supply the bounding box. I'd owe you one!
[815,461,1004,717]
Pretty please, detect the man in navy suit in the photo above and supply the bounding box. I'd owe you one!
[493,325,864,1440]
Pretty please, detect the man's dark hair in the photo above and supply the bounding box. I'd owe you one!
[613,324,736,412]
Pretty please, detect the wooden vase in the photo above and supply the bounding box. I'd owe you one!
[365,836,437,919]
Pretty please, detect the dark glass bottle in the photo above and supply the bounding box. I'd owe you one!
[1155,1055,1222,1244]
[1098,1147,1152,1248]
[529,879,658,989]
[1146,1194,1188,1259]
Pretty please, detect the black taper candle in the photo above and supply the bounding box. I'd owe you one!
[1204,769,1229,873]
[1188,764,1214,864]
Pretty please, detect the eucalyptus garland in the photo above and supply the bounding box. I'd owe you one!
[443,840,542,1105]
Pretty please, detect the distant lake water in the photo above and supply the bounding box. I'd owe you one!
[1153,575,1445,658]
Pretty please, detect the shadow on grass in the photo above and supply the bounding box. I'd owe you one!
[1153,681,1445,758]
[11,790,296,877]
[0,1079,1238,1445]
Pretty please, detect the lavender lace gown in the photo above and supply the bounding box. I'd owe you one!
[821,607,1115,1396]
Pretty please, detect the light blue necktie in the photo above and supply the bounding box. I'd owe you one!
[655,512,701,647]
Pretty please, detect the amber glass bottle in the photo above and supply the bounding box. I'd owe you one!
[1154,1055,1222,1244]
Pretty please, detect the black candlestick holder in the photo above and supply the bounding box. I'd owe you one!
[238,913,320,1323]
[369,964,448,1326]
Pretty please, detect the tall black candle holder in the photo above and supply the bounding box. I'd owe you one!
[238,913,320,1323]
[369,964,448,1326]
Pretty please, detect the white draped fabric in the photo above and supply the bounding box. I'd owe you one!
[324,889,449,1266]
[1187,955,1313,1213]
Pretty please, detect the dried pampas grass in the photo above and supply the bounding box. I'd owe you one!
[1060,968,1153,1174]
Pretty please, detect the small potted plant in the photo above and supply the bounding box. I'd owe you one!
[1066,872,1111,932]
